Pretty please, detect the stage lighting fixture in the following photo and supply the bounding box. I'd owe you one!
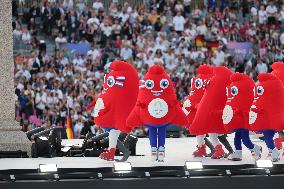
[256,160,273,168]
[185,161,203,170]
[113,162,132,172]
[39,164,58,173]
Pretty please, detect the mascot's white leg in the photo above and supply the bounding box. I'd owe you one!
[193,135,206,157]
[99,129,121,161]
[109,129,121,148]
[209,133,225,159]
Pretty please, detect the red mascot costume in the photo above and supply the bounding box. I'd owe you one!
[222,73,261,161]
[92,60,139,161]
[127,65,188,162]
[249,73,284,162]
[182,65,214,123]
[190,66,233,159]
[271,62,284,150]
[183,65,219,157]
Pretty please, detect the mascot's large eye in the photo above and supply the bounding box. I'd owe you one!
[257,86,264,96]
[160,79,169,89]
[107,76,115,87]
[194,78,203,89]
[230,86,238,96]
[145,80,154,89]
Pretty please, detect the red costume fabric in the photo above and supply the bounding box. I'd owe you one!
[86,97,98,111]
[222,73,255,131]
[271,62,284,84]
[93,60,139,133]
[190,66,233,135]
[127,65,188,127]
[183,64,214,125]
[249,73,284,131]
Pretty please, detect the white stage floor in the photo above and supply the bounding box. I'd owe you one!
[0,136,283,170]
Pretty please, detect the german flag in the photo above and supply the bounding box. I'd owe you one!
[195,35,219,52]
[66,103,74,139]
[207,41,220,52]
[195,35,206,47]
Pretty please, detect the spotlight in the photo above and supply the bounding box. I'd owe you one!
[113,162,132,172]
[39,164,58,173]
[256,160,273,168]
[185,161,203,170]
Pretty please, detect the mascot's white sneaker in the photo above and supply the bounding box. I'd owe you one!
[157,146,165,162]
[251,145,262,160]
[151,147,157,161]
[228,150,242,161]
[267,148,280,162]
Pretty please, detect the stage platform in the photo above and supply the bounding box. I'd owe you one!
[1,136,284,189]
[0,136,284,170]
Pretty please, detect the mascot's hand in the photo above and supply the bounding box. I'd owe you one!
[250,106,264,114]
[85,100,96,111]
[98,107,110,116]
[252,108,264,114]
[184,105,196,112]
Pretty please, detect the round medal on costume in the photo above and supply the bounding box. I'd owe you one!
[148,98,168,118]
[93,98,105,117]
[222,105,233,124]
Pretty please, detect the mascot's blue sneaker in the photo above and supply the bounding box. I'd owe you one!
[151,147,157,161]
[267,148,280,162]
[228,150,242,161]
[157,146,165,162]
[251,145,262,160]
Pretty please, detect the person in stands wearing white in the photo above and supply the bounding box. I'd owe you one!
[55,32,67,49]
[72,54,84,67]
[173,11,185,34]
[153,49,164,65]
[92,0,103,10]
[74,116,84,139]
[35,88,47,119]
[22,28,31,45]
[266,1,278,25]
[120,44,133,61]
[255,60,268,74]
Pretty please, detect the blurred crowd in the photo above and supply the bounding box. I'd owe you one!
[13,0,284,138]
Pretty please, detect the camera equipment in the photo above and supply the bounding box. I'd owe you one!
[30,127,62,158]
[82,132,138,162]
[26,126,45,140]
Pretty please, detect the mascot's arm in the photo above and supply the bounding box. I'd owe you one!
[126,104,143,128]
[86,100,97,111]
[250,107,264,114]
[137,100,147,109]
[98,105,111,116]
[172,103,190,127]
[232,108,250,116]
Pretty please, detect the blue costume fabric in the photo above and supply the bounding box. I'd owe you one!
[233,129,254,150]
[262,130,276,150]
[145,124,171,148]
[103,127,116,132]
